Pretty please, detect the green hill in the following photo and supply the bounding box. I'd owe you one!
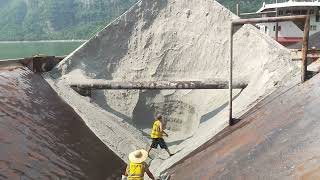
[0,0,272,41]
[0,0,137,40]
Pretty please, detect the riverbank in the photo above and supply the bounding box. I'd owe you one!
[0,40,87,43]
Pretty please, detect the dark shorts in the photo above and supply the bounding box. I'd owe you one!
[150,138,167,149]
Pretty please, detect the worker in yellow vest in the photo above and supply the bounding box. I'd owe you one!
[147,115,174,157]
[124,149,155,180]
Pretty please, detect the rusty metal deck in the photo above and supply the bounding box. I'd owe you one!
[168,74,320,180]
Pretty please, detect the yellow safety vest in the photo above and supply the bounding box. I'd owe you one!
[150,120,162,138]
[128,162,144,180]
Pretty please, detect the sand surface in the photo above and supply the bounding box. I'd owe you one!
[44,0,299,178]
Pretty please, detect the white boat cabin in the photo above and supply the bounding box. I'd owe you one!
[257,0,320,45]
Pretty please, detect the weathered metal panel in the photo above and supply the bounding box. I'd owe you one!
[0,56,65,73]
[232,15,308,26]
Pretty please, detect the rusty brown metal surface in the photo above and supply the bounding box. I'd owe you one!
[168,74,320,180]
[0,67,125,179]
[70,80,248,90]
[20,56,65,73]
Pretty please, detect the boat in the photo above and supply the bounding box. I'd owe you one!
[256,0,320,46]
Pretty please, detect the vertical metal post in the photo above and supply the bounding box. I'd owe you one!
[275,0,279,41]
[229,23,234,125]
[236,4,239,16]
[302,16,310,82]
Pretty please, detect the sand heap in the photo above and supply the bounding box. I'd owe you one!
[44,0,298,176]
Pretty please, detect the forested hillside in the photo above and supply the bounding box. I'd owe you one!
[0,0,273,41]
[0,0,137,40]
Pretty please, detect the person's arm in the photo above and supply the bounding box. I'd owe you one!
[159,121,163,132]
[145,164,155,180]
[162,130,168,137]
[159,122,168,137]
[124,165,129,176]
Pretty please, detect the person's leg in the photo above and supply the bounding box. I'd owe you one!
[159,138,174,156]
[147,146,152,154]
[165,148,173,156]
[148,138,158,158]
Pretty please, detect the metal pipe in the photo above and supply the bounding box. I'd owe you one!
[236,4,239,16]
[240,11,276,16]
[275,0,279,42]
[232,15,308,26]
[70,80,248,90]
[229,23,234,125]
[302,15,310,82]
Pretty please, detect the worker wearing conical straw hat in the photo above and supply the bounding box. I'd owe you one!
[124,149,155,180]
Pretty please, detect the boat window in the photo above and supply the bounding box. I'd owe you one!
[265,26,268,34]
[301,10,307,15]
[285,10,291,15]
[278,10,283,16]
[310,9,314,14]
[293,10,300,15]
[273,26,281,32]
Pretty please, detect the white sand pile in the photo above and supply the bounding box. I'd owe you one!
[44,0,298,177]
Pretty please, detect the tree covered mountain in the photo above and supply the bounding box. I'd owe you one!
[0,0,273,41]
[0,0,137,40]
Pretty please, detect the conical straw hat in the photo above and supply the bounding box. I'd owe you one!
[128,149,148,163]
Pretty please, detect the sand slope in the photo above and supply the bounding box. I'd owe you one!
[45,0,298,177]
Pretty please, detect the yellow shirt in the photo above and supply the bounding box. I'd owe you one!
[128,162,145,180]
[150,120,162,138]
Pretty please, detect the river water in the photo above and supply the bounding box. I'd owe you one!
[0,41,84,59]
[0,65,125,179]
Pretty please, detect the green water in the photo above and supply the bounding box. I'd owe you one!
[0,41,85,60]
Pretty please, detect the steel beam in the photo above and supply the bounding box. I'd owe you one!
[232,15,308,26]
[275,0,279,42]
[236,4,239,16]
[302,15,310,82]
[70,80,248,90]
[229,24,234,125]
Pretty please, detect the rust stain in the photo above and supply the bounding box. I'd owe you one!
[28,152,48,161]
[295,156,320,180]
[0,64,23,71]
[300,167,320,180]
